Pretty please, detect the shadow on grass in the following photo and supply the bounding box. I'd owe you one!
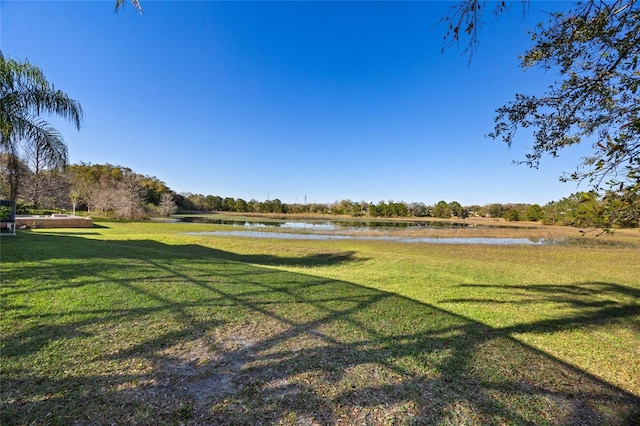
[1,233,639,425]
[35,231,105,236]
[441,282,640,335]
[3,231,361,269]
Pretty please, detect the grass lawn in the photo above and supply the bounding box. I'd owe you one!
[1,221,639,425]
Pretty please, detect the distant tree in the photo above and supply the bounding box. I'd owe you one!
[352,201,365,217]
[488,203,505,219]
[21,169,70,211]
[331,199,362,216]
[563,192,608,228]
[67,164,103,213]
[187,193,207,211]
[20,139,68,209]
[206,195,223,211]
[174,193,195,212]
[330,202,342,215]
[542,200,564,226]
[368,201,409,218]
[111,173,146,219]
[262,198,283,214]
[157,192,177,217]
[234,198,248,212]
[291,203,307,214]
[602,190,640,228]
[525,204,544,222]
[67,163,117,212]
[248,199,261,213]
[307,203,329,214]
[432,200,452,218]
[389,201,409,217]
[140,175,169,205]
[448,201,466,218]
[368,202,381,217]
[543,192,608,228]
[273,198,284,213]
[222,197,235,212]
[408,202,429,217]
[503,208,520,222]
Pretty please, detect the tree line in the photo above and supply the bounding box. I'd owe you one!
[2,157,636,229]
[179,193,638,229]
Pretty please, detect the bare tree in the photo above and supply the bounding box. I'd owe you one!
[157,192,177,217]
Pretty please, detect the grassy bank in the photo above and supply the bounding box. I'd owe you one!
[2,222,639,424]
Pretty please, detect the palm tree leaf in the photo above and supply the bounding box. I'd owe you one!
[17,116,68,169]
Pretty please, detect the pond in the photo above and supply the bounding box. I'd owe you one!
[184,230,553,245]
[174,216,529,230]
[172,216,556,245]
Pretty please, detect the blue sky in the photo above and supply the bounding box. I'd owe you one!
[1,0,589,205]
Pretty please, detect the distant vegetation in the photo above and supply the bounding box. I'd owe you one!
[1,159,637,229]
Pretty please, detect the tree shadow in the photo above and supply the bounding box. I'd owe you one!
[441,282,640,334]
[3,231,362,268]
[449,282,640,302]
[1,234,639,425]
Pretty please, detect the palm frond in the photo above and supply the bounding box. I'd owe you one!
[115,0,142,13]
[14,116,68,169]
[1,53,83,132]
[26,88,84,131]
[0,52,49,92]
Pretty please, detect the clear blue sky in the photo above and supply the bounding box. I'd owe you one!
[1,0,589,205]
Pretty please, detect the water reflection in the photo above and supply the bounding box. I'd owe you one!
[174,216,553,245]
[177,217,281,227]
[175,216,517,230]
[185,230,552,245]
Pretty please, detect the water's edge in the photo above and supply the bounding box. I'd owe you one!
[185,230,555,245]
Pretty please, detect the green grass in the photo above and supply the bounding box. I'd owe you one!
[1,222,639,425]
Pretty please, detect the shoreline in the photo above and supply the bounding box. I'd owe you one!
[173,211,640,244]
